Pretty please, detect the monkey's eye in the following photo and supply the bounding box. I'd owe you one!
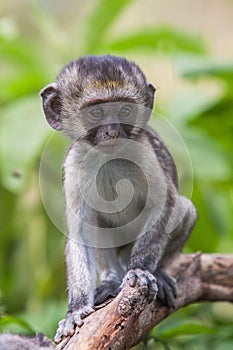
[90,107,104,119]
[118,106,132,118]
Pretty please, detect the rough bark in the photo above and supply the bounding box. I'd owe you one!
[57,253,233,350]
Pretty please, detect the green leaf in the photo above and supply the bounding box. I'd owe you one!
[0,31,51,103]
[190,96,233,154]
[0,30,47,80]
[0,70,49,103]
[0,35,40,66]
[175,56,233,81]
[184,129,231,181]
[0,314,34,334]
[188,183,220,252]
[164,91,231,182]
[166,90,221,127]
[154,322,215,339]
[85,0,134,52]
[20,300,67,338]
[100,28,206,54]
[0,96,50,193]
[215,343,233,350]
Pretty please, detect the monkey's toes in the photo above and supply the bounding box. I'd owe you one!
[94,280,121,306]
[54,306,94,344]
[155,269,177,307]
[122,268,158,301]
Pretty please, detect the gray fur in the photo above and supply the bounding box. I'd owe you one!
[40,55,197,343]
[0,334,55,350]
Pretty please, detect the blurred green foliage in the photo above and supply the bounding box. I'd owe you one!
[0,0,232,347]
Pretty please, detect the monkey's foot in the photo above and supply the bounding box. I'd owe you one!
[94,280,121,306]
[155,269,177,307]
[54,305,94,344]
[122,268,158,302]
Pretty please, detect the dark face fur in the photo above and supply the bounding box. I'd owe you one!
[40,55,156,143]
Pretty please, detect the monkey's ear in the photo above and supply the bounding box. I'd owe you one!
[40,83,62,131]
[146,82,156,110]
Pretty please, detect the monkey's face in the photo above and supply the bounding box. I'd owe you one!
[80,102,146,148]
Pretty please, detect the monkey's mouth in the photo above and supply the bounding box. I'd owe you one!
[97,139,126,154]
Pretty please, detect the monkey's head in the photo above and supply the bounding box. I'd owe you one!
[41,55,156,145]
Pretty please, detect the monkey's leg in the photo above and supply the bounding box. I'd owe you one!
[94,248,124,306]
[157,196,197,307]
[161,197,197,267]
[154,268,177,307]
[55,238,96,343]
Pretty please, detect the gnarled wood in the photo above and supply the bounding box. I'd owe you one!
[57,253,233,350]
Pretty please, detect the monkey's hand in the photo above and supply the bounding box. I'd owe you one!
[54,305,94,344]
[155,268,177,308]
[94,279,121,306]
[122,268,158,302]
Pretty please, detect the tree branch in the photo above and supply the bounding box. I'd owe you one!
[57,253,233,350]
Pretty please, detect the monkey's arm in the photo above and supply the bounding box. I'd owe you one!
[54,145,98,343]
[55,238,96,343]
[124,216,170,301]
[125,193,197,307]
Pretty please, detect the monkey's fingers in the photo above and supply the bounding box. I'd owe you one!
[94,280,121,306]
[54,306,94,344]
[54,316,78,343]
[54,318,74,344]
[122,269,138,287]
[122,269,158,301]
[79,305,95,318]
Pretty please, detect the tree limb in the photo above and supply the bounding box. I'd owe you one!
[57,253,233,350]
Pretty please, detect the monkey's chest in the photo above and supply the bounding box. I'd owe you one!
[91,160,148,229]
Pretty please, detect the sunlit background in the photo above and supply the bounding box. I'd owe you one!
[0,0,233,348]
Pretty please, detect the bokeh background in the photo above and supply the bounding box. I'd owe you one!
[0,0,233,348]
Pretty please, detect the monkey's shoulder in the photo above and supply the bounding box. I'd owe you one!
[139,128,179,189]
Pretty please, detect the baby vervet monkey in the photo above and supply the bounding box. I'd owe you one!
[41,55,197,343]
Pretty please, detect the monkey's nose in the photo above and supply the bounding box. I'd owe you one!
[105,125,120,139]
[106,129,119,138]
